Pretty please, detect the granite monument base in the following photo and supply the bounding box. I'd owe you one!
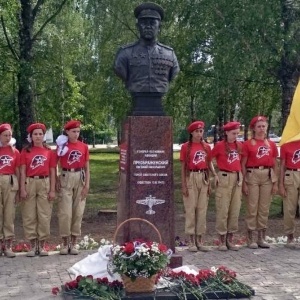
[117,116,176,252]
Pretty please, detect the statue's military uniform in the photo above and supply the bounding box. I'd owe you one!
[114,41,179,94]
[114,2,180,115]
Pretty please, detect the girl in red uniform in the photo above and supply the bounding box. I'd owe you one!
[279,140,300,248]
[180,121,217,252]
[241,116,278,249]
[20,123,56,257]
[0,123,20,258]
[56,120,90,255]
[212,121,242,251]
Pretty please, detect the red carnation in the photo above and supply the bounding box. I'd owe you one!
[66,280,78,289]
[146,241,153,248]
[101,277,109,284]
[124,242,135,254]
[51,287,59,295]
[158,244,168,252]
[109,280,123,288]
[76,275,83,282]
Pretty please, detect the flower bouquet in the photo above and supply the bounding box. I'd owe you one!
[158,266,254,299]
[55,266,254,299]
[78,234,100,250]
[110,218,172,293]
[53,275,123,299]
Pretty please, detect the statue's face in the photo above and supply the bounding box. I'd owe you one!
[137,18,160,41]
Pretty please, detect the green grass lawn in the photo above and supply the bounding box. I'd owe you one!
[87,152,283,218]
[86,152,120,213]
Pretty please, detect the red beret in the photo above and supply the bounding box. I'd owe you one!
[0,123,12,134]
[187,121,205,133]
[27,123,46,134]
[64,120,81,130]
[223,121,241,131]
[249,116,267,129]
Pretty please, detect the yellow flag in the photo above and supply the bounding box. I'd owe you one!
[280,79,300,146]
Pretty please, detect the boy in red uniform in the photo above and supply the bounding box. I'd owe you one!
[20,123,56,256]
[212,121,242,251]
[180,120,217,252]
[279,140,300,248]
[0,123,20,258]
[241,116,278,249]
[56,120,90,255]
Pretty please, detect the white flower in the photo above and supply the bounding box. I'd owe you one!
[265,236,276,243]
[211,266,218,273]
[276,236,287,244]
[265,235,289,244]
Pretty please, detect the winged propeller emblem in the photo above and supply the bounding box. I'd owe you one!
[136,195,165,215]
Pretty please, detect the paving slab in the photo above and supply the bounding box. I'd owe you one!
[0,245,299,299]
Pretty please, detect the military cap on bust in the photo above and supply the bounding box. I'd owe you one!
[134,2,164,21]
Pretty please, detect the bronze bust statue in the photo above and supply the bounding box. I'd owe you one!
[114,2,180,116]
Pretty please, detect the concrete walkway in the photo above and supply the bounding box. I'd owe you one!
[0,244,299,299]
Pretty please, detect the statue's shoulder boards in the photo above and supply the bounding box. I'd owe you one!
[120,41,138,49]
[157,42,174,51]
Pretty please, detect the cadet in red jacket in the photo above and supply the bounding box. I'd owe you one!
[279,140,300,249]
[20,123,56,257]
[212,121,242,251]
[0,123,20,258]
[241,116,278,249]
[180,120,217,252]
[56,120,90,255]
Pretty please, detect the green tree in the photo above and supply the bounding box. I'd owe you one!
[1,0,68,145]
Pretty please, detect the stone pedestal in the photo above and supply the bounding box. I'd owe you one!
[131,93,164,116]
[117,116,175,251]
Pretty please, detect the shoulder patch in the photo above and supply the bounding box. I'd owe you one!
[120,41,138,49]
[157,42,174,51]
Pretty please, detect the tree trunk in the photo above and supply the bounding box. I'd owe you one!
[190,94,195,121]
[17,0,34,147]
[244,127,248,141]
[278,67,299,130]
[277,64,299,217]
[278,1,300,130]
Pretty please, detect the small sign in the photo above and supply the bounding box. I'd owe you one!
[136,195,165,215]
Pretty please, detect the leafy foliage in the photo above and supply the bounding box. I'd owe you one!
[0,0,299,141]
